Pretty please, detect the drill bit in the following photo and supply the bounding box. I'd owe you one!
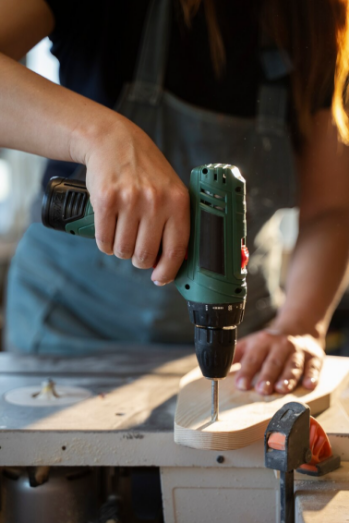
[211,380,219,422]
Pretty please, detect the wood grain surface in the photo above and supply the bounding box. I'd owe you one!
[174,356,349,450]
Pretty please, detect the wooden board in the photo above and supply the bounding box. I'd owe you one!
[174,356,349,450]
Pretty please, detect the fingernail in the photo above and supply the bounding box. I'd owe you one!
[287,380,296,391]
[303,376,317,389]
[153,280,173,287]
[256,380,272,395]
[237,377,249,390]
[96,241,113,255]
[275,379,288,392]
[275,379,295,393]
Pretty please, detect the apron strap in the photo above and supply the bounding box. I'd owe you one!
[127,0,172,105]
[257,39,293,135]
[256,84,288,135]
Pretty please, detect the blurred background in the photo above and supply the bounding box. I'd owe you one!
[0,40,348,355]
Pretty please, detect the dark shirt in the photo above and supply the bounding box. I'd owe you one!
[43,0,263,183]
[44,0,333,182]
[46,0,261,115]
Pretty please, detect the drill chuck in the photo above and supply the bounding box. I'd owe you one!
[188,299,243,379]
[194,326,237,380]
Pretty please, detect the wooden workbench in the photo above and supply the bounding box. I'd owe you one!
[0,347,267,469]
[2,349,349,523]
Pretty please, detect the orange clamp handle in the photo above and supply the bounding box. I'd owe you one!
[299,416,333,473]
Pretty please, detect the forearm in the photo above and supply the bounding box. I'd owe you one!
[272,210,349,341]
[0,52,120,163]
[0,51,189,283]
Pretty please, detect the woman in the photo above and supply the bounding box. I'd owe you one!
[2,0,349,395]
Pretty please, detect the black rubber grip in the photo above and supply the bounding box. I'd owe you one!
[42,177,89,230]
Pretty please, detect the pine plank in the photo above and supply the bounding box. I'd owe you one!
[174,356,349,450]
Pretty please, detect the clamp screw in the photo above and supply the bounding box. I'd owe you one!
[305,449,312,463]
[216,455,225,464]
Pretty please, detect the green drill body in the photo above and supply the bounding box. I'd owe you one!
[174,164,247,305]
[43,164,247,306]
[65,200,95,238]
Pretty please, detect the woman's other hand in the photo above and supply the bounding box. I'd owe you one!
[233,329,325,395]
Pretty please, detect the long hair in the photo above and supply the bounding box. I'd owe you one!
[180,0,349,145]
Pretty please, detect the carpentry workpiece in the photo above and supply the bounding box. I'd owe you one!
[174,356,349,450]
[42,163,249,422]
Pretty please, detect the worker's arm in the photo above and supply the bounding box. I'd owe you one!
[235,110,349,394]
[0,0,189,285]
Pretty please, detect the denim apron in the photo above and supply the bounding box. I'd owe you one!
[6,0,297,354]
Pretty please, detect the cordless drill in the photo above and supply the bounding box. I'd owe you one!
[42,164,248,421]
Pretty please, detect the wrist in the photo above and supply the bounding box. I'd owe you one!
[268,311,326,343]
[69,106,122,165]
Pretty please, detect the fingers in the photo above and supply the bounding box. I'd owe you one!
[132,217,163,269]
[272,350,305,394]
[254,342,293,395]
[234,333,271,391]
[302,356,323,389]
[151,187,190,284]
[151,213,189,285]
[113,211,139,259]
[233,323,326,398]
[90,172,189,282]
[234,330,324,397]
[92,189,117,255]
[235,331,309,396]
